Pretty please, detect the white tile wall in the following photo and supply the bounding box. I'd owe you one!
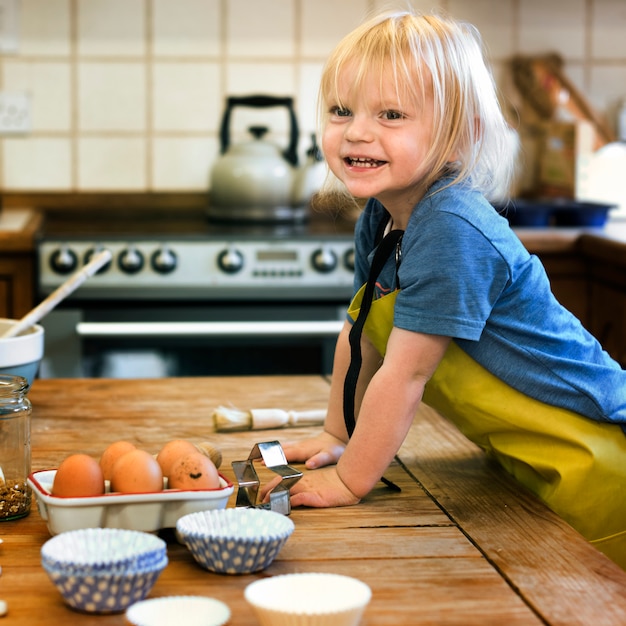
[4,138,72,189]
[519,0,587,59]
[1,0,625,192]
[226,0,295,58]
[78,137,146,190]
[20,0,71,57]
[593,0,626,59]
[152,0,221,57]
[300,0,370,58]
[78,63,147,131]
[152,62,220,132]
[77,0,146,57]
[3,60,72,131]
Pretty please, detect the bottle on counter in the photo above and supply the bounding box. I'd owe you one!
[577,98,626,218]
[0,375,32,521]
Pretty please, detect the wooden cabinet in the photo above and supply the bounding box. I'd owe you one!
[0,254,36,319]
[536,250,590,328]
[579,234,626,367]
[0,209,42,319]
[519,229,626,367]
[589,283,626,365]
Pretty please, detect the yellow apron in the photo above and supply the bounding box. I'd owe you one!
[348,285,626,569]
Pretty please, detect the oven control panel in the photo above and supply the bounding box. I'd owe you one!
[38,239,356,300]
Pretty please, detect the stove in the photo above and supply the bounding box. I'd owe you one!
[35,210,357,378]
[37,212,355,301]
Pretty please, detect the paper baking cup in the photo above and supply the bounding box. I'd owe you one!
[244,572,371,626]
[176,508,294,574]
[125,595,231,626]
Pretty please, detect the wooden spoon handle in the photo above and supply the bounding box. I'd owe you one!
[0,249,112,339]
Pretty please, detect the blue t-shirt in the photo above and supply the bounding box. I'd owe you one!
[353,179,626,426]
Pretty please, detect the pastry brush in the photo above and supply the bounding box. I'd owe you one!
[212,405,326,432]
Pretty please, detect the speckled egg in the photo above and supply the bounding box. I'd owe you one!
[168,451,221,490]
[156,439,198,477]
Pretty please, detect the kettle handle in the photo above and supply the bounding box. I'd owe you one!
[219,95,300,166]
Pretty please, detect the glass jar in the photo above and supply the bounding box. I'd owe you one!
[0,375,32,521]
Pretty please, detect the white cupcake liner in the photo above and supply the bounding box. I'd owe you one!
[41,528,166,576]
[245,573,371,626]
[45,562,166,614]
[126,595,231,626]
[176,508,294,575]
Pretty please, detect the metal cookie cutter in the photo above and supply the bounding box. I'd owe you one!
[232,441,302,515]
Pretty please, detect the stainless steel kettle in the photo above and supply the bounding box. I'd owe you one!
[208,95,323,223]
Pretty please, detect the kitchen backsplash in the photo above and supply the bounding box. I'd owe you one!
[1,0,625,193]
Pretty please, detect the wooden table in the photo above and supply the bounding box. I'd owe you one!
[2,376,626,625]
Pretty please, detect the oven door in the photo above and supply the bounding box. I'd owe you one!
[38,300,346,378]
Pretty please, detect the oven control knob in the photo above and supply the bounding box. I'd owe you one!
[151,247,177,274]
[217,248,244,274]
[343,248,355,271]
[84,248,112,274]
[118,247,144,274]
[50,247,78,275]
[311,247,337,273]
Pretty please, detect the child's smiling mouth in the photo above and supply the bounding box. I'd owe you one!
[345,157,387,168]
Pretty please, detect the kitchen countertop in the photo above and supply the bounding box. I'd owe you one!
[1,376,625,625]
[0,208,42,252]
[5,202,626,256]
[512,219,626,255]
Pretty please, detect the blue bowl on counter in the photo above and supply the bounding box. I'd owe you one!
[495,199,615,228]
[496,199,552,226]
[0,319,44,386]
[551,200,615,226]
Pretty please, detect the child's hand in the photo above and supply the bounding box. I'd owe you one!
[281,431,347,469]
[262,465,361,508]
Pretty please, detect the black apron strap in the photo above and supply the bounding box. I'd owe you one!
[343,228,404,437]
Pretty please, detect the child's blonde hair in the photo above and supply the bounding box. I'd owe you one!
[318,10,515,201]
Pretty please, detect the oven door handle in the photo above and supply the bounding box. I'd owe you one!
[75,320,345,338]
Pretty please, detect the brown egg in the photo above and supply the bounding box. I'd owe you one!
[99,440,137,481]
[110,449,163,494]
[52,453,105,497]
[156,439,198,477]
[168,451,221,490]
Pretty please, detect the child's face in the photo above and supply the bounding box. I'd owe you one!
[322,63,436,221]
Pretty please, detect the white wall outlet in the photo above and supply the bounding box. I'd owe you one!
[0,91,31,134]
[0,0,19,54]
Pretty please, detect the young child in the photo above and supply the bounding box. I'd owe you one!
[277,10,626,568]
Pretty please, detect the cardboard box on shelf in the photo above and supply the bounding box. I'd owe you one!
[535,120,595,198]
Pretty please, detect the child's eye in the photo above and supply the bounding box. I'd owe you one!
[330,105,352,117]
[382,110,404,120]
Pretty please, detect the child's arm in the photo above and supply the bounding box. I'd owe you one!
[284,327,450,508]
[279,321,353,466]
[281,320,383,468]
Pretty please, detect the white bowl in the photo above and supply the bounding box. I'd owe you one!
[176,508,294,575]
[0,318,44,386]
[245,573,372,626]
[125,596,231,626]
